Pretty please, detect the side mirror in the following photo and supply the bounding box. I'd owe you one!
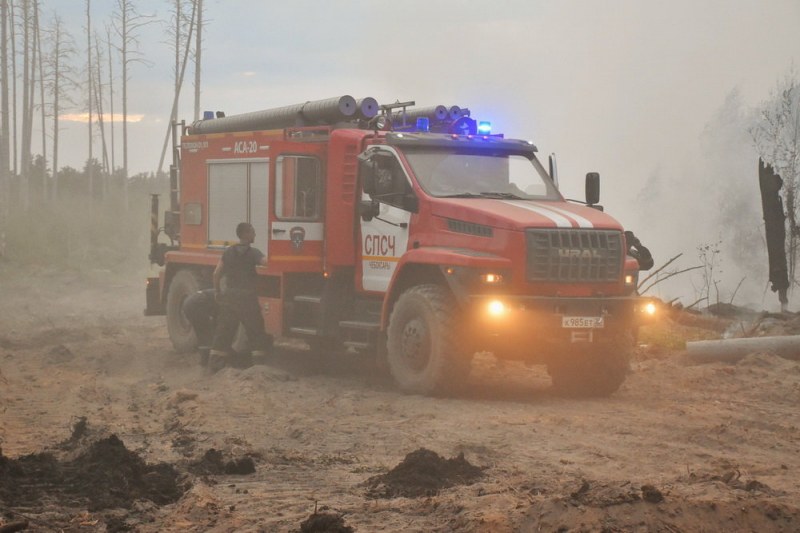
[585,172,600,205]
[548,153,559,189]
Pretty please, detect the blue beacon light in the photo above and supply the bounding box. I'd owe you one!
[477,121,492,134]
[416,117,430,132]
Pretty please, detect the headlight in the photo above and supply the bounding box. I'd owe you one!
[487,300,506,317]
[481,273,503,284]
[644,301,657,316]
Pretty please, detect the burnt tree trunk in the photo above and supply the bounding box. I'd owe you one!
[759,158,790,310]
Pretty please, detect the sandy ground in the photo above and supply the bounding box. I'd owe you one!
[1,265,799,532]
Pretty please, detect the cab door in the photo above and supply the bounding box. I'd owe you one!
[270,153,325,270]
[357,147,416,293]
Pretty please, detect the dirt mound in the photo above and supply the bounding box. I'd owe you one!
[188,448,256,476]
[365,448,483,498]
[0,434,186,511]
[296,509,354,533]
[522,496,800,532]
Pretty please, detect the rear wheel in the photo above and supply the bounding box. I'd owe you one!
[166,270,203,353]
[386,284,471,395]
[547,333,632,397]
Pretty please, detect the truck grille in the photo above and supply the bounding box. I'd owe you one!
[526,229,622,282]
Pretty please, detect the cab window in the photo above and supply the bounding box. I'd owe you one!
[371,152,412,209]
[276,155,322,220]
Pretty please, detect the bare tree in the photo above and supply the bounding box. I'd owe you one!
[193,0,202,121]
[751,71,800,284]
[9,0,16,176]
[34,0,47,201]
[86,0,93,200]
[19,0,32,208]
[105,24,115,175]
[93,33,109,184]
[158,0,196,173]
[1,1,9,179]
[1,0,9,257]
[167,0,185,122]
[112,0,154,192]
[44,13,77,199]
[162,0,194,154]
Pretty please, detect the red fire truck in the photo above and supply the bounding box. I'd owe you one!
[146,95,657,396]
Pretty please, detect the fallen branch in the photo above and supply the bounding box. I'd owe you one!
[639,265,704,294]
[685,296,708,310]
[0,522,29,533]
[638,253,683,289]
[729,276,746,305]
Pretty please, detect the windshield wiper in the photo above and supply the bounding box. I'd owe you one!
[478,191,526,199]
[438,192,483,198]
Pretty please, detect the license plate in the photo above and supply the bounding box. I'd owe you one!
[562,316,604,329]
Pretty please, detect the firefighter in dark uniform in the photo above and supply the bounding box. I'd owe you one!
[209,222,273,372]
[625,231,654,271]
[182,288,217,365]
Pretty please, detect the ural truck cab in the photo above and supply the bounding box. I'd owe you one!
[146,95,657,396]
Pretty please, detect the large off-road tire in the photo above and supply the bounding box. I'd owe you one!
[547,333,632,397]
[166,269,203,353]
[386,284,471,395]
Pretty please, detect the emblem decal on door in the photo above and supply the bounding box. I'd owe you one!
[290,226,306,250]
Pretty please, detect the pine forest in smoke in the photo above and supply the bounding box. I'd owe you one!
[0,0,798,311]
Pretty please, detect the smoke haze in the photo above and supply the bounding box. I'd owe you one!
[31,0,800,306]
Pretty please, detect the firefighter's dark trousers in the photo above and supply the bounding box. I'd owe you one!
[211,290,272,355]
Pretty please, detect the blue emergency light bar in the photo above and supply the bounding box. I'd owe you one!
[477,121,492,134]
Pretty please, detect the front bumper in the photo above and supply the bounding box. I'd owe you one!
[464,294,657,349]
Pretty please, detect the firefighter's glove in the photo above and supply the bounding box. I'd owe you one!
[624,231,641,248]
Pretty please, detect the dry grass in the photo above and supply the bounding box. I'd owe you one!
[637,315,724,357]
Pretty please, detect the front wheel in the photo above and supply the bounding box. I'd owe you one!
[547,333,632,397]
[386,285,471,395]
[166,269,204,353]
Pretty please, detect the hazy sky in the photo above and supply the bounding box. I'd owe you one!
[47,0,798,217]
[30,0,798,306]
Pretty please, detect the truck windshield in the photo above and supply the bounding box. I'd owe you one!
[401,148,559,200]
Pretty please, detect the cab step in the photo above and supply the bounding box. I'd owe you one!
[339,320,380,331]
[289,326,320,336]
[343,340,372,351]
[294,295,322,304]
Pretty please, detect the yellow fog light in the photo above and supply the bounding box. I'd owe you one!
[644,302,657,315]
[481,273,503,284]
[487,300,506,317]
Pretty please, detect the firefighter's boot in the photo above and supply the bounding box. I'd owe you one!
[198,347,210,367]
[207,350,230,373]
[251,335,274,365]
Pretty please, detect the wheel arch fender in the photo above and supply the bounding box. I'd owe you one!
[163,263,213,304]
[381,260,445,329]
[380,247,511,327]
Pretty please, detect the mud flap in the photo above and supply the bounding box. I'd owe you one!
[144,277,165,316]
